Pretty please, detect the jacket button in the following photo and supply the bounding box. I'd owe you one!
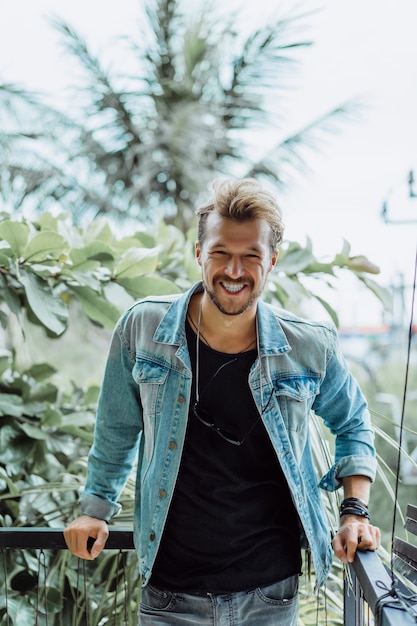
[159,489,167,498]
[168,441,177,450]
[149,533,156,541]
[178,396,185,404]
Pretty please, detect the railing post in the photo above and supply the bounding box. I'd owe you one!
[350,551,417,625]
[344,565,364,626]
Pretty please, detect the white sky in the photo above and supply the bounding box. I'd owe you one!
[0,0,416,327]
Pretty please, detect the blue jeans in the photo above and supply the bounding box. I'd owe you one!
[138,575,299,625]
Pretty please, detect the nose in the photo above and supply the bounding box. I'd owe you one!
[224,255,244,278]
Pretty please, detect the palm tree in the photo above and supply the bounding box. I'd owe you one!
[0,0,358,231]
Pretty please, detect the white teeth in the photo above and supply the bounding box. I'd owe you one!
[222,282,245,293]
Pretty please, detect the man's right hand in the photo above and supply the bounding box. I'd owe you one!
[64,515,109,560]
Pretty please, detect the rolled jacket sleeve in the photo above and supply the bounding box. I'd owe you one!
[79,492,121,521]
[319,454,378,492]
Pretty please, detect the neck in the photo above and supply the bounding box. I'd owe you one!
[189,293,257,353]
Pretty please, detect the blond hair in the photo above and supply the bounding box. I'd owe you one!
[197,178,284,251]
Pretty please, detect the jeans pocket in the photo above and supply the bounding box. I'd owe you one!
[140,585,175,611]
[256,574,299,606]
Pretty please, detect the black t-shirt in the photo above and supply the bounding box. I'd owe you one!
[150,321,302,592]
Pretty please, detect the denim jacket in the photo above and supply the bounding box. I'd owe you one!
[80,282,377,588]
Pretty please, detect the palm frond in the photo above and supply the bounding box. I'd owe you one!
[245,99,365,185]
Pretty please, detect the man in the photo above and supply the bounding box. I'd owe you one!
[64,177,381,625]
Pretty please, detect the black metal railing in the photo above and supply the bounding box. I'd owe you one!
[0,528,137,626]
[1,527,417,625]
[0,527,134,551]
[346,551,417,625]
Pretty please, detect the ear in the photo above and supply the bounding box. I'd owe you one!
[269,250,279,271]
[195,241,202,266]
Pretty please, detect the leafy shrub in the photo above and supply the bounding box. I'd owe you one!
[0,211,390,624]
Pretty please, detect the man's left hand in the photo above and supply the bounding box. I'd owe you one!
[332,515,381,563]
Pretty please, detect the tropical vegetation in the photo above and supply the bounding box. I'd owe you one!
[0,0,404,623]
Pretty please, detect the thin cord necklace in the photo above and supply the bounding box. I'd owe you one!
[191,300,257,352]
[195,300,264,411]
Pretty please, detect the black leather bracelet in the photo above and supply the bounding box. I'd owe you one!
[340,506,371,520]
[340,496,371,520]
[341,496,368,508]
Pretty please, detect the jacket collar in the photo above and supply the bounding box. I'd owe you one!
[154,282,291,356]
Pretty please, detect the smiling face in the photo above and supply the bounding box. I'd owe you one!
[195,213,278,317]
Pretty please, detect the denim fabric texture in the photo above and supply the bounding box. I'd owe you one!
[79,281,377,588]
[138,574,299,625]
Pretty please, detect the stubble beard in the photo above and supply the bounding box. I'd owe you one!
[202,278,264,316]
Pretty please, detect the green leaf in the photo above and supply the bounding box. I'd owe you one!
[0,250,12,266]
[83,385,100,405]
[0,394,24,417]
[340,239,351,257]
[0,220,29,257]
[0,279,22,321]
[301,261,335,275]
[270,281,289,308]
[72,260,102,273]
[19,269,69,336]
[271,274,308,305]
[347,255,380,275]
[59,424,94,442]
[23,401,49,416]
[183,236,201,281]
[19,422,48,440]
[0,352,11,376]
[0,468,20,497]
[134,231,157,247]
[62,411,96,427]
[70,241,116,266]
[312,295,339,326]
[114,247,159,278]
[41,407,63,427]
[70,285,121,327]
[63,267,104,290]
[26,382,58,403]
[34,211,60,231]
[276,245,315,274]
[103,281,135,310]
[1,596,37,623]
[24,363,57,381]
[84,217,114,244]
[23,231,67,262]
[118,275,181,299]
[0,309,8,329]
[30,263,63,276]
[114,236,153,253]
[44,586,65,614]
[358,276,393,312]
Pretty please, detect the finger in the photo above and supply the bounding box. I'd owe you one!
[357,525,381,552]
[63,516,109,559]
[90,529,109,559]
[64,526,107,559]
[344,536,360,563]
[63,530,87,559]
[332,535,349,563]
[356,531,374,550]
[332,529,362,563]
[64,528,95,559]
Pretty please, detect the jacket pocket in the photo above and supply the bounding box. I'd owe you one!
[132,359,170,480]
[132,359,169,417]
[272,375,320,432]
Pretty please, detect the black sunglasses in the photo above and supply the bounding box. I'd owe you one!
[192,357,273,446]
